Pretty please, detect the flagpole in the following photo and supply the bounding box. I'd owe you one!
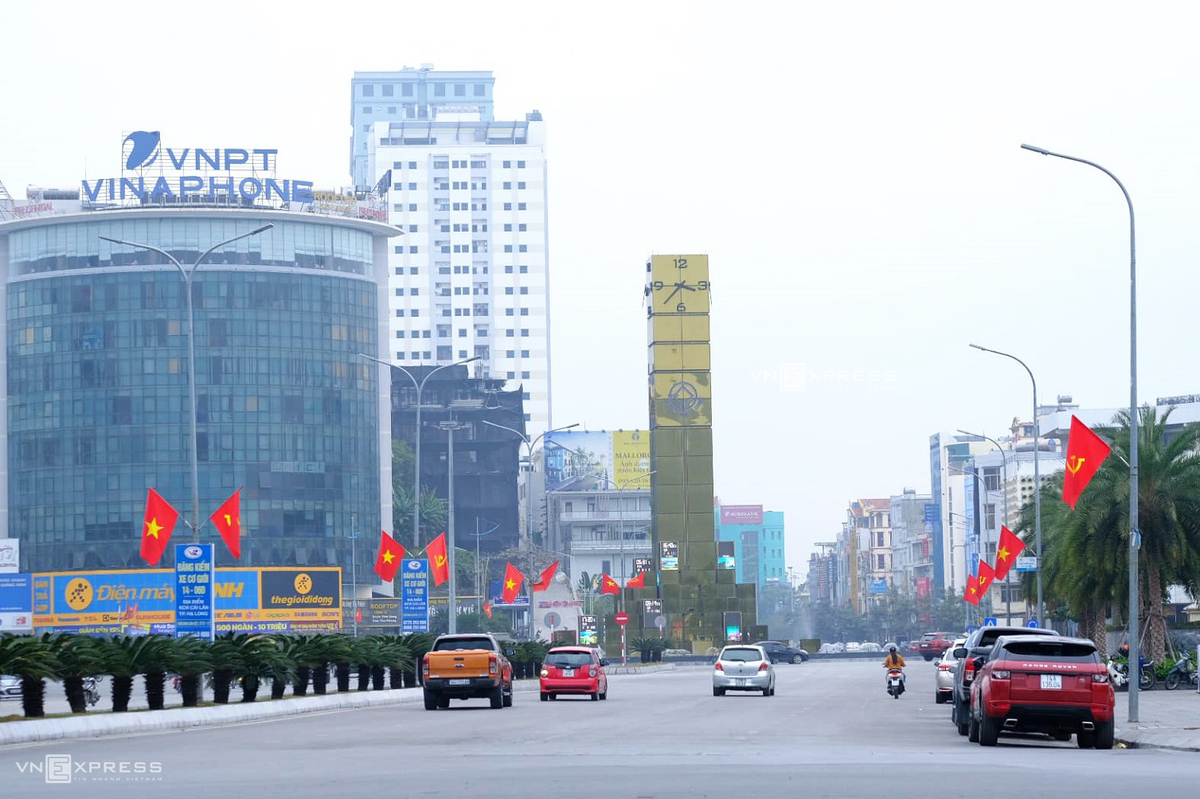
[350,514,358,638]
[1021,143,1139,721]
[958,431,1011,623]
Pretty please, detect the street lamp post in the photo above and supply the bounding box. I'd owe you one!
[596,471,655,664]
[483,420,579,637]
[437,420,467,635]
[1021,143,1139,720]
[969,344,1042,626]
[959,430,1011,623]
[349,514,358,638]
[100,224,274,541]
[358,354,480,550]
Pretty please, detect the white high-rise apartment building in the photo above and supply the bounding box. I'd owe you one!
[351,68,551,432]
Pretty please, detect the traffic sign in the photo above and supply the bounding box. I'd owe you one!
[400,559,429,633]
[1027,618,1039,628]
[1015,556,1038,572]
[543,612,561,628]
[984,617,997,627]
[614,611,629,626]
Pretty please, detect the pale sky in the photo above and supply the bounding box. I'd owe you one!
[3,1,1198,575]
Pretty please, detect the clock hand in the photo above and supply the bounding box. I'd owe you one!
[662,286,682,305]
[676,282,696,292]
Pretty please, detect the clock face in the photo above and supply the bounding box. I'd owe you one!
[647,255,710,314]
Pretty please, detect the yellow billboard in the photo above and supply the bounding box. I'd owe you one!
[613,430,652,488]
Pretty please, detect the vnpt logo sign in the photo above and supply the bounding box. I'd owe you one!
[123,131,161,170]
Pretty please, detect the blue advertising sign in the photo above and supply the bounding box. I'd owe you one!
[869,578,889,595]
[175,544,215,640]
[401,559,429,633]
[0,573,34,631]
[924,503,938,524]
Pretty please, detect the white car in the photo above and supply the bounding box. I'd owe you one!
[712,645,776,697]
[0,675,20,701]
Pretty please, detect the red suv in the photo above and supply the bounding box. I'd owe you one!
[969,635,1114,749]
[916,632,958,661]
[540,646,608,701]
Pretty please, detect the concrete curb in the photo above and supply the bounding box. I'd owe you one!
[0,667,679,747]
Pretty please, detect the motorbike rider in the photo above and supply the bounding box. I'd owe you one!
[883,645,906,687]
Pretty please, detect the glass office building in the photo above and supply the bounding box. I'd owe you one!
[0,208,398,573]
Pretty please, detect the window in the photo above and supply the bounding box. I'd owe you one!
[519,287,528,294]
[396,309,404,317]
[410,288,420,296]
[521,350,529,358]
[395,288,404,296]
[409,246,419,254]
[403,84,414,97]
[395,331,405,338]
[409,224,419,232]
[517,160,526,168]
[394,245,404,254]
[503,202,512,210]
[506,350,515,358]
[519,308,529,316]
[877,555,886,570]
[434,84,445,96]
[505,265,513,273]
[503,160,511,168]
[362,84,374,97]
[411,309,420,317]
[519,265,528,274]
[504,224,512,232]
[409,203,418,211]
[521,371,530,379]
[520,329,529,336]
[383,84,394,96]
[454,84,465,97]
[985,503,997,530]
[503,182,512,190]
[876,531,884,547]
[363,106,372,114]
[458,329,467,337]
[408,182,417,190]
[396,352,405,360]
[518,203,527,210]
[506,330,515,337]
[507,371,515,379]
[504,245,513,253]
[474,84,485,97]
[519,245,528,253]
[505,287,514,295]
[518,223,527,231]
[505,308,514,316]
[517,181,526,189]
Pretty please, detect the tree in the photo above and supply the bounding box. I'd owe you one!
[99,635,173,712]
[391,441,448,539]
[1020,407,1200,660]
[48,634,104,714]
[0,633,60,718]
[171,636,214,707]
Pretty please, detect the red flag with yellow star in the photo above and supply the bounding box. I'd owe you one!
[501,562,524,604]
[140,488,179,566]
[483,601,493,619]
[209,488,242,559]
[427,533,449,586]
[963,573,981,606]
[373,530,406,582]
[532,560,559,592]
[600,573,621,596]
[993,526,1026,581]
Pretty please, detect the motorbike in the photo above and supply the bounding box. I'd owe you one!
[172,675,182,694]
[1108,656,1155,691]
[1165,655,1198,691]
[82,676,101,708]
[885,666,905,698]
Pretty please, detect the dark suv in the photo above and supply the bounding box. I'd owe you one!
[916,632,959,661]
[754,640,809,664]
[951,625,1058,736]
[969,635,1114,748]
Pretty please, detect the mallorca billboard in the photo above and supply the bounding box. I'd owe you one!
[545,430,651,492]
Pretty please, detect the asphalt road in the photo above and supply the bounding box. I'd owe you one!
[2,660,1197,797]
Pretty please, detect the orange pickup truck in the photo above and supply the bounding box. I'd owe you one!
[422,633,514,710]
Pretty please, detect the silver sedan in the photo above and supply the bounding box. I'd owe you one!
[712,644,776,696]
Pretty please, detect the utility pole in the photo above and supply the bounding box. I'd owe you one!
[349,514,358,638]
[438,420,467,635]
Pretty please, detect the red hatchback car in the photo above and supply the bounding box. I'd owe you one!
[540,646,609,701]
[970,635,1115,749]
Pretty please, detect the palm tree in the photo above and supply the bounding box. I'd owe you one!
[170,637,213,708]
[229,634,286,703]
[0,633,60,718]
[1022,407,1200,660]
[99,635,173,712]
[325,634,354,693]
[139,636,177,710]
[400,632,435,687]
[281,635,319,696]
[264,636,295,700]
[373,635,413,689]
[207,634,244,705]
[47,634,104,714]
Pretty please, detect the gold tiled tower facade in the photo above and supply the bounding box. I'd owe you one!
[633,254,764,653]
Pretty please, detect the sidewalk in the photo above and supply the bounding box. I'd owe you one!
[1114,687,1200,751]
[0,664,680,747]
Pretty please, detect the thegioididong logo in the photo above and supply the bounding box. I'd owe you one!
[15,754,163,783]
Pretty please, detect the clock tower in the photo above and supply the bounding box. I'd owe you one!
[634,254,764,652]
